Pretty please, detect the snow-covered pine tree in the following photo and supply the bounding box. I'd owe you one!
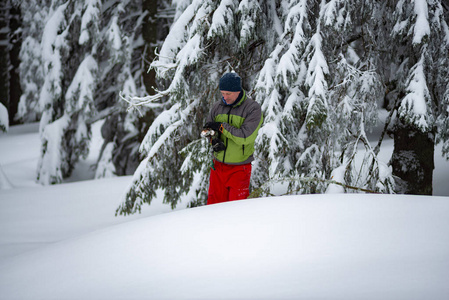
[117,0,268,214]
[119,0,448,214]
[254,0,448,196]
[117,0,393,214]
[93,0,174,178]
[0,0,11,118]
[31,0,173,184]
[1,0,21,125]
[36,0,99,184]
[438,0,449,159]
[15,0,50,123]
[93,0,145,179]
[252,0,395,196]
[251,0,310,193]
[387,0,449,194]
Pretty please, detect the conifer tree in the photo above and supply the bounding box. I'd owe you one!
[36,0,99,184]
[118,0,267,213]
[0,0,11,116]
[252,0,394,195]
[23,0,173,184]
[15,0,49,123]
[93,0,146,178]
[93,0,173,178]
[386,0,449,194]
[118,0,449,215]
[0,0,21,124]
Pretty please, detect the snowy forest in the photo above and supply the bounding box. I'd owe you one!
[1,0,448,215]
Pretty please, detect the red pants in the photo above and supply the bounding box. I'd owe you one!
[207,160,252,205]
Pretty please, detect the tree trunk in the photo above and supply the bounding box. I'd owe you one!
[142,0,158,95]
[390,118,435,195]
[8,4,21,125]
[0,1,10,114]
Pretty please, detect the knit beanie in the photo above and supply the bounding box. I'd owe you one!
[219,72,242,92]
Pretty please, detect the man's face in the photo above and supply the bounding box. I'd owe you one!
[221,90,240,105]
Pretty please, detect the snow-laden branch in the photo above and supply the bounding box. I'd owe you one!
[121,1,208,115]
[149,47,178,75]
[119,90,167,115]
[399,53,432,131]
[249,175,381,199]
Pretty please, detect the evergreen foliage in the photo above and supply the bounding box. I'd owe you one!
[118,0,449,215]
[388,0,449,193]
[3,0,448,207]
[15,0,49,123]
[11,0,173,184]
[0,0,11,116]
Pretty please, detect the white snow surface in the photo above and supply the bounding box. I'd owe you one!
[1,122,449,300]
[0,103,8,133]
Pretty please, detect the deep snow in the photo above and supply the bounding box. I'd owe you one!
[1,121,449,299]
[1,195,449,300]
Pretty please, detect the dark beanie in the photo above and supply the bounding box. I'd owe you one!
[219,72,242,92]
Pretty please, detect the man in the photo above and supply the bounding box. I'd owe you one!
[203,72,263,205]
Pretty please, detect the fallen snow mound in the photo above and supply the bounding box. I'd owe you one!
[1,194,448,300]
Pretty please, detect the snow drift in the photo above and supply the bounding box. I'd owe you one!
[1,194,448,300]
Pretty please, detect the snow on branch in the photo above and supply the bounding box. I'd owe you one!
[207,0,236,39]
[119,96,199,213]
[155,1,199,70]
[79,0,100,45]
[120,89,167,113]
[139,94,198,158]
[278,0,308,87]
[399,54,432,131]
[412,0,430,45]
[238,0,261,48]
[392,0,430,45]
[305,30,329,129]
[37,114,71,185]
[39,2,69,116]
[65,55,98,116]
[122,1,209,114]
[249,175,381,199]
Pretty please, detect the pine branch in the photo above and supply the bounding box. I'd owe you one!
[119,90,167,115]
[249,176,381,199]
[86,106,122,125]
[335,33,363,50]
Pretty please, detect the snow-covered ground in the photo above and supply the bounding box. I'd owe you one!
[1,121,449,299]
[0,122,181,260]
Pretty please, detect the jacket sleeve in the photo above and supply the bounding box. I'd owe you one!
[221,101,263,146]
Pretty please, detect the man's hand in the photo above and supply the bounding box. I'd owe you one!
[211,138,226,152]
[204,122,223,133]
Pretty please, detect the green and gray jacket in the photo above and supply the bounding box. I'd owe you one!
[207,90,263,165]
